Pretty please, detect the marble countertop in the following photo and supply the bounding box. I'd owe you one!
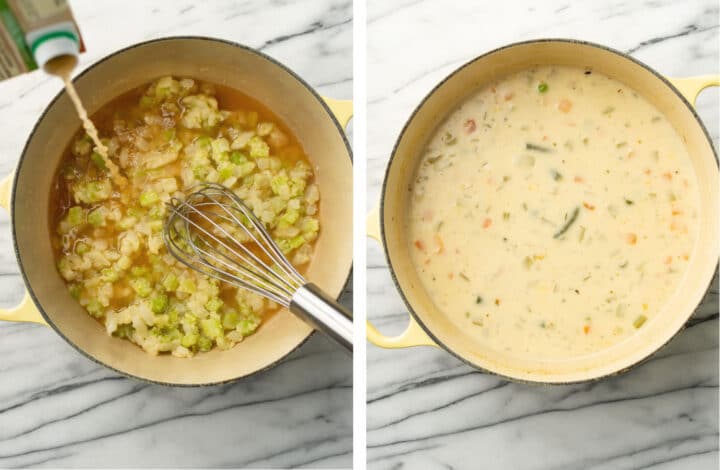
[0,0,352,468]
[366,1,718,469]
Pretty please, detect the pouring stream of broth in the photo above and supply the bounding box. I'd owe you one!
[44,55,127,187]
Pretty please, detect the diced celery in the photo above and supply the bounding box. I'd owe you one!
[114,324,134,339]
[101,268,119,282]
[162,129,176,141]
[238,314,261,336]
[278,210,300,227]
[270,174,289,196]
[130,266,149,277]
[148,206,165,220]
[218,164,234,181]
[156,326,182,343]
[248,136,270,159]
[181,333,199,348]
[66,206,85,226]
[197,335,213,352]
[68,283,81,299]
[73,180,112,204]
[301,217,319,234]
[75,241,90,255]
[90,152,106,170]
[178,277,196,294]
[277,235,305,254]
[86,299,104,318]
[129,277,152,297]
[230,151,247,164]
[139,190,159,207]
[162,273,179,291]
[151,294,169,314]
[200,317,223,339]
[139,95,154,108]
[205,297,223,313]
[222,310,239,330]
[117,216,137,230]
[87,207,106,227]
[196,136,212,148]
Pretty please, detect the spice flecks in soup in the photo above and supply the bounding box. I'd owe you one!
[407,66,700,359]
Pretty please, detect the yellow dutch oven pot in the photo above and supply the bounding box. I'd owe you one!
[0,37,353,386]
[367,39,718,384]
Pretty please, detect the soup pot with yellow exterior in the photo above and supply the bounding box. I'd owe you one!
[367,39,718,384]
[0,37,353,386]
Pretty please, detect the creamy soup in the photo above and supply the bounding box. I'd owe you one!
[407,65,700,359]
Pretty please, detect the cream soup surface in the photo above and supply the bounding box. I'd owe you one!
[407,65,700,360]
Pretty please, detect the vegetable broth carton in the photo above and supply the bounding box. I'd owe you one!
[0,0,84,80]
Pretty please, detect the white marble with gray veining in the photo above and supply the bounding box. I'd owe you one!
[0,1,352,468]
[367,1,718,469]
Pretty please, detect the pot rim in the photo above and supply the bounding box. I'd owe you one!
[12,35,353,387]
[378,37,718,385]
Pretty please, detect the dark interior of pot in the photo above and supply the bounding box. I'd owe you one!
[13,38,352,385]
[382,40,718,382]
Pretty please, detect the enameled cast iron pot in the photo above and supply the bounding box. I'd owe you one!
[0,37,353,386]
[367,39,718,384]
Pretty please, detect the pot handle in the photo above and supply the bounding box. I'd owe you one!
[0,172,47,325]
[668,75,719,106]
[322,97,353,129]
[365,204,436,348]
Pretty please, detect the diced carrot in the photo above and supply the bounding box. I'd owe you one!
[482,218,492,229]
[574,176,584,183]
[542,135,549,141]
[422,210,433,221]
[464,119,476,133]
[626,233,637,245]
[583,202,595,211]
[643,168,651,175]
[682,254,689,260]
[491,86,497,93]
[662,172,672,180]
[504,92,514,101]
[433,234,444,254]
[495,298,501,305]
[583,325,591,334]
[448,272,454,279]
[558,99,573,113]
[664,255,673,265]
[671,209,682,216]
[414,240,425,251]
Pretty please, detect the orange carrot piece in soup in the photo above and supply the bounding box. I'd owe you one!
[558,99,572,113]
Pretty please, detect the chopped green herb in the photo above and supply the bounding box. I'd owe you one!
[526,142,553,153]
[602,106,615,115]
[459,272,470,281]
[476,296,483,304]
[538,82,549,93]
[616,141,627,148]
[550,169,563,181]
[624,199,634,205]
[441,132,457,145]
[553,206,580,239]
[633,315,647,329]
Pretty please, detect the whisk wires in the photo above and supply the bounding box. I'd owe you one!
[163,183,305,307]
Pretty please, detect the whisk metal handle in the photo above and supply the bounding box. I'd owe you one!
[290,283,353,353]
